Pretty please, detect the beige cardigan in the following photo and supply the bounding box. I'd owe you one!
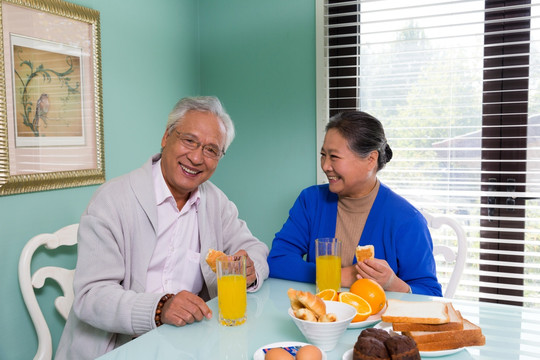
[55,154,269,360]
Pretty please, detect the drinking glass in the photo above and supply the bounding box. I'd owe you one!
[216,255,247,326]
[315,237,342,293]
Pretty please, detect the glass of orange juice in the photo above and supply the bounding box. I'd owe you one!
[216,255,247,326]
[315,238,342,293]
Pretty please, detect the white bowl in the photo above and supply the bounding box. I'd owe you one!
[288,300,356,351]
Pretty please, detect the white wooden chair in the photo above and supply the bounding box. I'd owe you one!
[18,224,78,360]
[422,212,467,298]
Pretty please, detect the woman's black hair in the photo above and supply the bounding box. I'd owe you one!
[325,111,393,171]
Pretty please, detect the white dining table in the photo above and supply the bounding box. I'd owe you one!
[97,277,540,360]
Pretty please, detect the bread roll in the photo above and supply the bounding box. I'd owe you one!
[294,308,318,322]
[287,288,303,311]
[288,288,335,322]
[205,248,226,272]
[318,313,337,322]
[296,290,326,319]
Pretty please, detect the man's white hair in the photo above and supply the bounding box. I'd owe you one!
[166,96,235,152]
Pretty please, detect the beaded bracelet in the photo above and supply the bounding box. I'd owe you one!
[154,293,174,327]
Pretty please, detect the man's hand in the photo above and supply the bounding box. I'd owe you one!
[161,290,212,327]
[233,249,256,287]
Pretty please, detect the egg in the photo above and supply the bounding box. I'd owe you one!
[296,345,323,360]
[264,347,294,360]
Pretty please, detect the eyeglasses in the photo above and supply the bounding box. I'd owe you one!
[174,130,225,159]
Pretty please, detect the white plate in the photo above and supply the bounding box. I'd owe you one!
[342,348,353,360]
[420,347,465,357]
[343,347,465,359]
[373,321,393,331]
[253,341,327,360]
[347,304,387,329]
[346,323,466,358]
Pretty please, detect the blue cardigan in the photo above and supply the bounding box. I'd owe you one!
[267,183,442,296]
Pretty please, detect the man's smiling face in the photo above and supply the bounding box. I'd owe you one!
[160,110,226,204]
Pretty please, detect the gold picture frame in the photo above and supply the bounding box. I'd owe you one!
[0,0,104,196]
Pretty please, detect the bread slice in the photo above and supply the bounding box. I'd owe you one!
[355,245,375,262]
[381,299,449,324]
[404,319,485,351]
[392,303,463,332]
[415,335,486,352]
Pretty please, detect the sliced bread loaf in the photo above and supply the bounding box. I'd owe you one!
[381,299,450,324]
[392,303,463,332]
[403,319,485,351]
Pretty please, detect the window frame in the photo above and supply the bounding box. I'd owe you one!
[317,0,538,305]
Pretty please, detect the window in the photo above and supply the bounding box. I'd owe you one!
[316,0,540,307]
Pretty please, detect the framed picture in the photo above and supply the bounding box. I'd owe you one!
[0,0,104,196]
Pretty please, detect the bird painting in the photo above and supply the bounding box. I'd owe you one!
[32,93,50,135]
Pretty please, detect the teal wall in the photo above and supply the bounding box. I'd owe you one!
[199,0,316,245]
[1,0,200,358]
[0,0,316,359]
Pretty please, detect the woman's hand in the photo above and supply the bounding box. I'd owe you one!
[355,259,410,293]
[341,265,359,287]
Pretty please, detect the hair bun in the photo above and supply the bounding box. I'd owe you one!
[385,144,393,163]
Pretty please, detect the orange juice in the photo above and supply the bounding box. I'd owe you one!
[316,255,341,292]
[217,274,247,325]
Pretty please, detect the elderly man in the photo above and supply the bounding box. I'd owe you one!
[56,96,269,359]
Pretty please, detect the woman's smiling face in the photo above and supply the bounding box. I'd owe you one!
[320,128,379,198]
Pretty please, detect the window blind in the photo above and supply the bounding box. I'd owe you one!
[316,0,540,307]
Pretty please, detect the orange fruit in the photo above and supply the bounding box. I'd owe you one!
[349,278,386,315]
[338,291,371,322]
[316,288,338,301]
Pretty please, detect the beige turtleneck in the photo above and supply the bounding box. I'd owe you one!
[335,180,380,267]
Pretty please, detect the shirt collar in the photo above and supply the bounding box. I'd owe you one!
[152,159,201,209]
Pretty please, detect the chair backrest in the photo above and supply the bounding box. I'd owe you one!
[18,224,78,360]
[422,212,467,298]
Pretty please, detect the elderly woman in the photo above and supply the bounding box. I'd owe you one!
[267,111,442,296]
